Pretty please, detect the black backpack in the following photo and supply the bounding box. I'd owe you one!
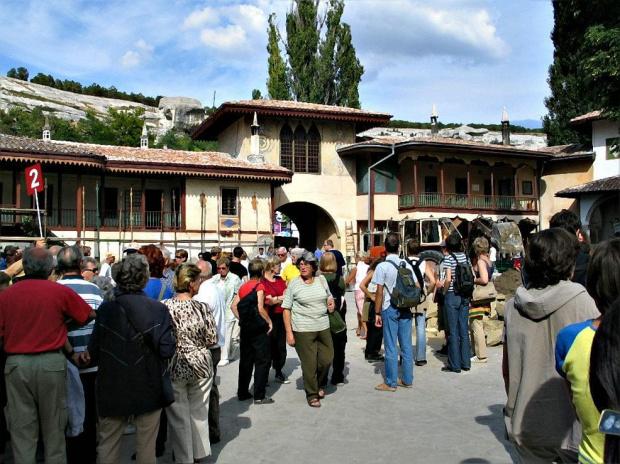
[405,257,427,302]
[450,253,474,297]
[237,284,268,335]
[385,260,422,309]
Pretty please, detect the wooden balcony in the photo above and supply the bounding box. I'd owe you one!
[398,192,538,213]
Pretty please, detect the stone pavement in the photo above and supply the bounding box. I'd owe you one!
[3,292,518,463]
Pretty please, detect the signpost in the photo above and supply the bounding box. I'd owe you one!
[25,163,44,237]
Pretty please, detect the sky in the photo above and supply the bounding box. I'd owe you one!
[0,0,555,127]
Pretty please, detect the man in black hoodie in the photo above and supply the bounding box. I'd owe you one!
[550,209,590,287]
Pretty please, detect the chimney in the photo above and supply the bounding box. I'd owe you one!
[140,121,149,149]
[250,112,260,155]
[430,104,438,137]
[501,107,510,146]
[42,115,51,140]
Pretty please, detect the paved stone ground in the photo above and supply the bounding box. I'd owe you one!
[3,292,518,463]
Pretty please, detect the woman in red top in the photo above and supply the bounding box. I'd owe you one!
[261,256,289,384]
[231,260,274,404]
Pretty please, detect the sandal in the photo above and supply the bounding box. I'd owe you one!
[308,398,321,408]
[318,390,325,399]
[253,397,275,405]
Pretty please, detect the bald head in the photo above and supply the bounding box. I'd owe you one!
[23,247,54,278]
[196,259,213,280]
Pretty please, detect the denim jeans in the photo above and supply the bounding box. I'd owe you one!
[382,305,413,387]
[414,310,426,362]
[445,292,471,371]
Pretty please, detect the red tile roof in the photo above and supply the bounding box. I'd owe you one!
[192,100,392,140]
[338,136,556,159]
[544,143,594,160]
[556,175,620,198]
[0,134,292,183]
[570,110,603,125]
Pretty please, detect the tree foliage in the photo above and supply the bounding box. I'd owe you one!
[266,0,364,108]
[6,67,29,81]
[154,130,218,152]
[543,0,620,145]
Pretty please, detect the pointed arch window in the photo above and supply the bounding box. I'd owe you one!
[279,123,321,173]
[280,124,293,170]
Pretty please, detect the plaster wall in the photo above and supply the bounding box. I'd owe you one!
[540,160,592,228]
[592,119,620,179]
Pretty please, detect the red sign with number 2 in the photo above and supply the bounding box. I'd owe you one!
[25,163,44,196]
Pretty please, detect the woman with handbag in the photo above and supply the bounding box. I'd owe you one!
[282,252,335,407]
[231,260,274,404]
[469,237,494,364]
[85,254,176,464]
[319,252,347,386]
[161,264,218,463]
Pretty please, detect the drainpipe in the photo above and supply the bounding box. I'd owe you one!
[538,160,546,229]
[367,144,396,243]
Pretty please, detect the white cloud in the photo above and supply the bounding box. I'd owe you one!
[182,7,220,30]
[121,51,141,68]
[120,39,154,68]
[200,25,248,54]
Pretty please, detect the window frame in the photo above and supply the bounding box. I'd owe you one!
[220,187,238,217]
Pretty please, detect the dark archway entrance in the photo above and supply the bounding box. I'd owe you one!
[276,201,339,251]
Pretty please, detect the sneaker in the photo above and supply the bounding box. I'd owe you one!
[275,374,291,384]
[218,359,230,367]
[415,360,427,366]
[397,379,412,389]
[471,356,488,363]
[375,383,397,392]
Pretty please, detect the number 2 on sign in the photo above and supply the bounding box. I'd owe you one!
[25,163,44,195]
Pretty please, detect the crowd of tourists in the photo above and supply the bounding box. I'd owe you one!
[0,208,619,463]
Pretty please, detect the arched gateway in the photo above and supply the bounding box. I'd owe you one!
[276,201,340,251]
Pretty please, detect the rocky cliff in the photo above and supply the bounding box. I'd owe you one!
[0,76,206,138]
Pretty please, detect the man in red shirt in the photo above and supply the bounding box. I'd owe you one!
[0,246,95,464]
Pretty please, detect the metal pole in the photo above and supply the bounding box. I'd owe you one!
[82,187,86,240]
[95,182,101,260]
[367,145,396,246]
[130,187,134,241]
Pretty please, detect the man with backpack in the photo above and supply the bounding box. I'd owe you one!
[441,232,475,373]
[372,233,420,391]
[406,239,436,367]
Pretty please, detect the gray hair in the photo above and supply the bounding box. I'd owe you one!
[112,254,149,293]
[56,245,83,275]
[196,259,213,279]
[355,250,368,261]
[277,246,287,254]
[23,247,54,278]
[81,256,98,271]
[291,247,304,261]
[160,246,171,260]
[89,275,115,301]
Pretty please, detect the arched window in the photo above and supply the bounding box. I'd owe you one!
[279,122,322,173]
[280,123,293,170]
[307,124,321,173]
[294,124,307,172]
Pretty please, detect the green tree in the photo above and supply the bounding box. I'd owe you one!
[252,89,263,100]
[266,13,292,100]
[543,0,620,145]
[267,0,364,108]
[155,130,218,151]
[6,67,29,81]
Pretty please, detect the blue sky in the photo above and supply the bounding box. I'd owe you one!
[0,0,554,126]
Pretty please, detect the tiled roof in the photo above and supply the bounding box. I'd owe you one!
[570,110,603,125]
[544,143,594,160]
[192,99,392,141]
[0,134,292,182]
[338,136,555,158]
[556,175,620,198]
[224,100,392,118]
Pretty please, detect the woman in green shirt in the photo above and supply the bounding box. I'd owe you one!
[282,252,334,407]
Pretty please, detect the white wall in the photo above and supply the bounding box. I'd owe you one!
[592,119,620,179]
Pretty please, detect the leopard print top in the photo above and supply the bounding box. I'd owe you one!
[162,298,218,382]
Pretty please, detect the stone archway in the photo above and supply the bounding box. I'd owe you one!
[585,194,620,244]
[276,201,339,251]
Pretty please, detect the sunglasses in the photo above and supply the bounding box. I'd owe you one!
[217,266,227,270]
[277,253,287,256]
[175,256,183,259]
[85,268,98,273]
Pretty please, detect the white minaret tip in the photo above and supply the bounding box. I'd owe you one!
[431,103,438,118]
[252,112,259,127]
[502,107,509,123]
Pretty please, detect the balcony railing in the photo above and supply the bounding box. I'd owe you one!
[45,209,183,230]
[398,193,538,212]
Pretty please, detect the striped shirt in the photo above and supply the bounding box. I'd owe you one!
[282,275,332,332]
[57,276,103,373]
[444,252,470,293]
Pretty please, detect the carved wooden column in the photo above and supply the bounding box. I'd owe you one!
[76,175,83,237]
[440,163,445,206]
[491,170,495,210]
[413,158,418,207]
[140,178,146,229]
[513,168,519,209]
[466,164,471,209]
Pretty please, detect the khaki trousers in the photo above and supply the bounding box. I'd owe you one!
[5,351,67,464]
[167,376,213,463]
[294,329,334,401]
[97,408,161,464]
[469,316,487,358]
